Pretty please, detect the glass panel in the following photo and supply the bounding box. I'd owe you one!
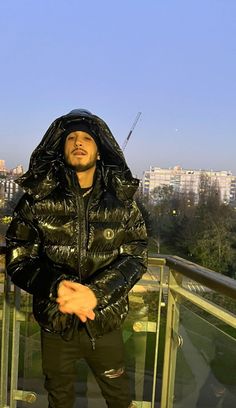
[182,277,236,315]
[18,292,46,408]
[173,304,236,408]
[0,266,4,406]
[126,281,161,405]
[0,268,11,408]
[125,263,166,406]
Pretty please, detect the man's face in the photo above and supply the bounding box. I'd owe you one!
[64,131,99,172]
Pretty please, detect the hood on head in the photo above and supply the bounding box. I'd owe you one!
[17,109,139,200]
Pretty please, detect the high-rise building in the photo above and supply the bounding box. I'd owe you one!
[5,178,20,202]
[0,160,7,176]
[0,182,5,208]
[143,165,236,204]
[12,164,24,176]
[0,177,21,208]
[0,162,24,209]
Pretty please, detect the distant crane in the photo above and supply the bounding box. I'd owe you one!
[122,112,142,151]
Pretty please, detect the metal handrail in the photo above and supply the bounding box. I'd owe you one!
[2,244,236,299]
[149,254,236,300]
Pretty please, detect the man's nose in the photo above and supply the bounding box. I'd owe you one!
[74,137,82,146]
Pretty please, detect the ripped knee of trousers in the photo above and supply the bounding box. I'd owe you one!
[102,367,125,379]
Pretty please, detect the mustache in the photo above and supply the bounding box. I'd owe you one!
[72,147,87,154]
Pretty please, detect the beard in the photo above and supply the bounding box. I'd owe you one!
[69,162,96,172]
[65,154,98,173]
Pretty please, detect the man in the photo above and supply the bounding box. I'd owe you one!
[6,109,147,408]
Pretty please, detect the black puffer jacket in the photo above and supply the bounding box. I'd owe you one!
[6,109,147,341]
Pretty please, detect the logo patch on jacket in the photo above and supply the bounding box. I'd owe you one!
[103,228,115,240]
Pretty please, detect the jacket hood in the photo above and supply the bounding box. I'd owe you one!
[17,109,139,200]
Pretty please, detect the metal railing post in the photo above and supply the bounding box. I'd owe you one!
[0,274,11,408]
[151,263,165,407]
[132,261,166,408]
[160,269,182,408]
[9,286,21,408]
[8,287,36,407]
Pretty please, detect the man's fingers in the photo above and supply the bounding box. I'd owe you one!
[86,310,95,320]
[62,281,82,290]
[77,313,87,322]
[58,303,95,321]
[56,292,83,304]
[57,281,75,297]
[56,295,74,304]
[77,310,95,320]
[58,305,74,314]
[74,311,95,321]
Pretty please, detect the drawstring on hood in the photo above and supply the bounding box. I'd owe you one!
[17,109,139,201]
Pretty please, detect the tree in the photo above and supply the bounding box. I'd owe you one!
[198,173,221,209]
[191,218,234,274]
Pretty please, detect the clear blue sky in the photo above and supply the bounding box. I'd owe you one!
[1,0,236,177]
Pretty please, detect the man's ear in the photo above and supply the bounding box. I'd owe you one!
[97,152,101,160]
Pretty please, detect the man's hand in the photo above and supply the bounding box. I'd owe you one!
[57,281,97,322]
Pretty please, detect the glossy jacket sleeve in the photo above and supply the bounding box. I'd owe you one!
[87,201,148,309]
[5,194,62,296]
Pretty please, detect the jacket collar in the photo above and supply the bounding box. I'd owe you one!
[17,163,139,202]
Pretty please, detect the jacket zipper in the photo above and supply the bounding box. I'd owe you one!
[75,194,82,283]
[85,192,93,249]
[76,190,96,350]
[85,193,96,350]
[85,322,96,350]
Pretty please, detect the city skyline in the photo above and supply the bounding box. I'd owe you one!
[1,1,236,178]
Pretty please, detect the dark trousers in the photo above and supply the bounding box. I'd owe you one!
[41,327,132,408]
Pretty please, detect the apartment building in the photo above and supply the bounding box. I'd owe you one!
[12,164,24,176]
[0,177,22,209]
[0,161,24,209]
[0,160,7,176]
[143,165,236,204]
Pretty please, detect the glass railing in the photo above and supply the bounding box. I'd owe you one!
[152,255,236,408]
[173,304,236,408]
[1,248,236,408]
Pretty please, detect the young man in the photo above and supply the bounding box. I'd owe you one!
[6,109,147,408]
